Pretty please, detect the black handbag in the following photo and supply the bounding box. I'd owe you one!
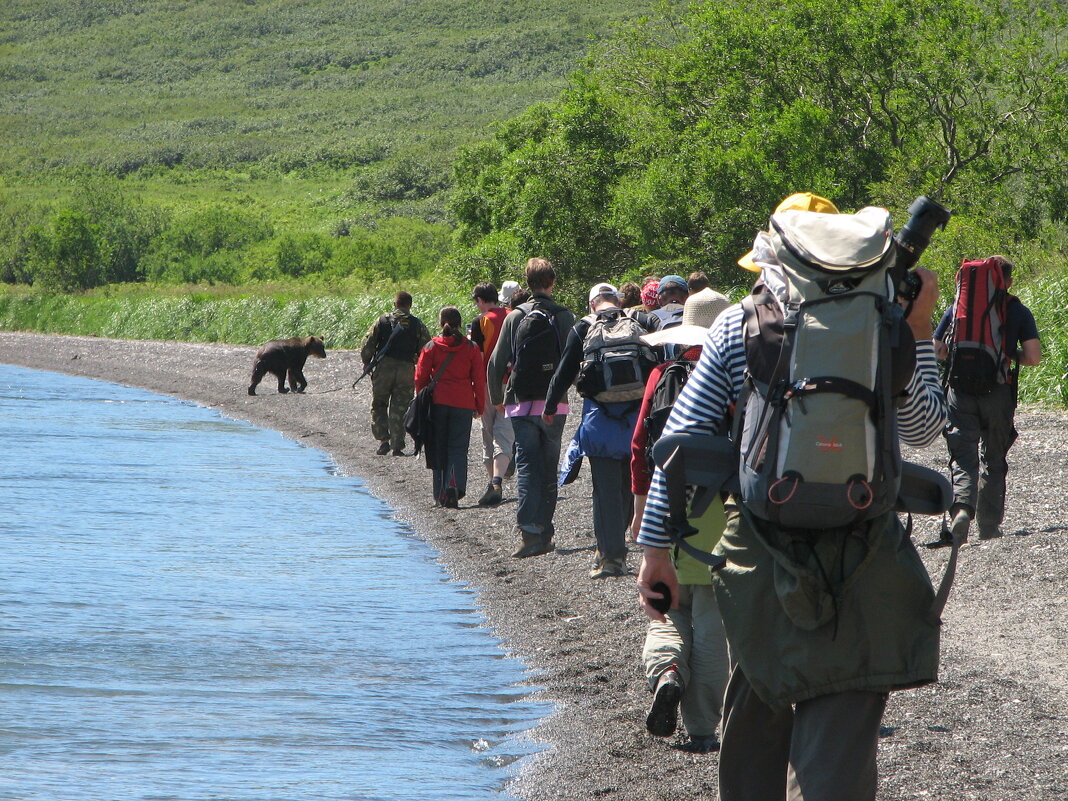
[404,349,456,461]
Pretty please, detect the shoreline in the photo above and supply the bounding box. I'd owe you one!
[2,332,1067,800]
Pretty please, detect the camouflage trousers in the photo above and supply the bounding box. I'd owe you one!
[370,357,415,450]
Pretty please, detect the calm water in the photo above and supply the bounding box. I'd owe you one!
[0,365,549,801]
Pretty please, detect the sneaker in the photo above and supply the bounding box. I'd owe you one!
[477,482,503,507]
[646,668,683,737]
[444,487,459,508]
[375,441,391,456]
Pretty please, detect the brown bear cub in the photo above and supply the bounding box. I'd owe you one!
[248,336,327,395]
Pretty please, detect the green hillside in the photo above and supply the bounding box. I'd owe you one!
[1,0,652,181]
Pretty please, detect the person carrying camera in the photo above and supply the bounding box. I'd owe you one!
[636,194,948,801]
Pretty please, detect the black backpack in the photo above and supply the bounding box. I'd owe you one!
[376,313,422,363]
[644,357,695,468]
[509,300,564,401]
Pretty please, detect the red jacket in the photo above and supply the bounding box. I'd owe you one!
[415,335,486,414]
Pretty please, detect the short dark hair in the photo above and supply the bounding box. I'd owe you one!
[687,271,710,293]
[472,282,499,304]
[395,291,413,310]
[525,258,556,292]
[992,255,1014,281]
[509,288,530,309]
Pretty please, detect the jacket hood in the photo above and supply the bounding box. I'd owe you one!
[432,334,470,352]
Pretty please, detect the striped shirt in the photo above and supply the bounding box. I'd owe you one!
[636,303,948,549]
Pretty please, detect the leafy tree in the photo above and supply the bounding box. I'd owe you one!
[33,209,104,291]
[449,0,1068,290]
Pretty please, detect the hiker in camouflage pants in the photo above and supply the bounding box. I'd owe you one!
[360,291,430,456]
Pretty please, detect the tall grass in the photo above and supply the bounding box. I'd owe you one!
[0,287,468,349]
[1,276,1064,408]
[1015,276,1068,408]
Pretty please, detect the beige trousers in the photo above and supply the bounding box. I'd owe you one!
[642,583,730,738]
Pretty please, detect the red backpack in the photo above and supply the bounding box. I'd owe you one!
[946,258,1012,395]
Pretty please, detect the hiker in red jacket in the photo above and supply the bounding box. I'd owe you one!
[414,306,486,508]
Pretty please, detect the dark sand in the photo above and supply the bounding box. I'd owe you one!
[2,332,1066,800]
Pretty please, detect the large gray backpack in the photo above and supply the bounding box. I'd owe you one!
[734,207,918,529]
[575,309,657,403]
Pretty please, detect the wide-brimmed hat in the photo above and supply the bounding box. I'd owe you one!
[642,287,731,348]
[738,192,840,272]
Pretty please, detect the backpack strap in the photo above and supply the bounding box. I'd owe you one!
[661,444,727,570]
[427,349,458,391]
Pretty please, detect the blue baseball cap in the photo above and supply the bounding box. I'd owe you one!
[658,275,687,294]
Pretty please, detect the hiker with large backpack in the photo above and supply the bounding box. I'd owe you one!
[541,282,659,578]
[486,258,577,559]
[359,291,431,456]
[629,287,731,752]
[927,256,1042,546]
[635,193,949,801]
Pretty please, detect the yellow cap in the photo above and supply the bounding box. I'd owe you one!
[738,192,840,271]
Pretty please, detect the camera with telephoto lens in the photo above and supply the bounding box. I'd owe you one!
[892,195,952,301]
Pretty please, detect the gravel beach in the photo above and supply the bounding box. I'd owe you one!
[2,331,1066,801]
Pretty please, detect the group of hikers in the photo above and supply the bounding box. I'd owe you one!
[356,192,1042,800]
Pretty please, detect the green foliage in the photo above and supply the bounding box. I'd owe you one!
[0,284,467,349]
[140,204,273,284]
[1014,274,1068,408]
[0,0,652,185]
[449,0,1068,292]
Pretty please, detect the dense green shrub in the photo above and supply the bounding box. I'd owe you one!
[141,204,273,283]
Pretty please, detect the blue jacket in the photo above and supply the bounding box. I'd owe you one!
[576,397,638,460]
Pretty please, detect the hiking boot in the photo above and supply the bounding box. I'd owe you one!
[511,531,554,559]
[949,507,972,544]
[680,735,721,754]
[477,482,503,507]
[646,668,683,737]
[589,556,626,579]
[444,487,459,509]
[375,441,391,456]
[978,526,1004,540]
[924,528,954,549]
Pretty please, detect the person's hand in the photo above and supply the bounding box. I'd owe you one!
[904,267,938,340]
[629,495,648,542]
[541,412,555,425]
[637,546,679,622]
[495,403,505,414]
